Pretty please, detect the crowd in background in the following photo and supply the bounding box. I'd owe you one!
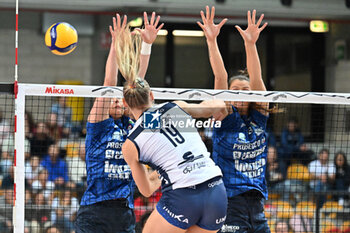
[0,97,349,233]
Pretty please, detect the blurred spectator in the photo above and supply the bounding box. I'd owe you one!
[29,191,51,232]
[40,144,69,187]
[51,189,78,233]
[266,146,286,189]
[25,156,43,185]
[275,220,289,233]
[266,127,277,147]
[309,148,336,206]
[0,188,13,220]
[25,111,35,139]
[32,168,55,201]
[0,188,13,233]
[0,109,11,147]
[46,113,64,141]
[333,151,350,206]
[45,225,62,233]
[0,133,30,174]
[30,122,55,158]
[289,214,312,233]
[135,212,151,233]
[66,144,86,186]
[280,118,314,165]
[51,97,72,130]
[1,166,14,189]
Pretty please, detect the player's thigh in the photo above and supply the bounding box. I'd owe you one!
[186,225,219,233]
[142,209,186,233]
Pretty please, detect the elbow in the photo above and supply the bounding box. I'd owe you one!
[139,189,153,198]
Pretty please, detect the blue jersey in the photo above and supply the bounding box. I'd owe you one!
[212,106,268,199]
[81,116,135,208]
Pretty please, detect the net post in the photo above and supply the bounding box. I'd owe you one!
[14,84,25,233]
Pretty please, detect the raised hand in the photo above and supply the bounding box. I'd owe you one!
[109,13,128,47]
[235,10,267,45]
[197,6,227,42]
[135,12,164,44]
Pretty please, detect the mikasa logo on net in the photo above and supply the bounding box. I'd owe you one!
[45,86,74,95]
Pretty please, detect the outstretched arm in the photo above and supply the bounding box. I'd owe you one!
[174,100,228,121]
[137,12,164,79]
[236,10,267,91]
[236,10,268,113]
[88,14,127,123]
[198,6,228,90]
[122,140,161,197]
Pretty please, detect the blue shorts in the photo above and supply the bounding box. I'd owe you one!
[219,190,270,233]
[156,176,227,231]
[75,199,135,233]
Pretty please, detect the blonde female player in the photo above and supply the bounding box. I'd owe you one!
[75,12,163,233]
[198,7,271,233]
[114,22,228,233]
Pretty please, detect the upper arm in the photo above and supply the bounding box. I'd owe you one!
[122,139,153,197]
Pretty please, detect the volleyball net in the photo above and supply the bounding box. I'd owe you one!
[0,83,349,232]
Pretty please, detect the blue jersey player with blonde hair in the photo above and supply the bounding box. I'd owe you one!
[199,6,271,233]
[75,12,163,233]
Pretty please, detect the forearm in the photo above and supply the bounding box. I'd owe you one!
[207,39,228,90]
[138,54,151,79]
[103,45,118,86]
[245,42,266,91]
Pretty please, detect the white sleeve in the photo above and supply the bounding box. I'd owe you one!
[328,164,336,176]
[308,161,317,174]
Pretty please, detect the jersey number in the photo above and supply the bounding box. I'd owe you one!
[160,125,185,147]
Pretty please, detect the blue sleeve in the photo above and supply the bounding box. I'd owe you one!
[298,132,304,146]
[51,104,59,114]
[216,108,241,132]
[63,161,69,182]
[86,117,114,137]
[250,109,268,129]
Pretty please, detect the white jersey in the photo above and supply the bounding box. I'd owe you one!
[127,102,222,191]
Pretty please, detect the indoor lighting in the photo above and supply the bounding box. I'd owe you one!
[129,17,143,27]
[157,29,168,36]
[309,20,329,33]
[172,30,204,37]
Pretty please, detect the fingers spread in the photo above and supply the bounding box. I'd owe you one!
[150,12,155,25]
[210,6,215,22]
[156,23,164,32]
[116,14,121,29]
[197,21,205,30]
[121,15,127,29]
[218,18,228,29]
[154,16,160,28]
[247,10,252,25]
[252,9,256,25]
[144,12,149,25]
[256,14,264,27]
[259,22,268,32]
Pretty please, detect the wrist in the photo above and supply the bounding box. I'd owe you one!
[141,41,152,55]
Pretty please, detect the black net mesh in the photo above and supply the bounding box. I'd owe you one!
[8,93,350,233]
[0,93,14,233]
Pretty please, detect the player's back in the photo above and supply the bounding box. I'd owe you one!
[128,102,222,191]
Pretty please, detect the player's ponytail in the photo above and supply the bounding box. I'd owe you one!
[123,78,151,109]
[114,25,141,82]
[114,24,151,109]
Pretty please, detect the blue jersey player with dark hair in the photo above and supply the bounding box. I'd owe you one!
[199,6,271,233]
[75,12,164,233]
